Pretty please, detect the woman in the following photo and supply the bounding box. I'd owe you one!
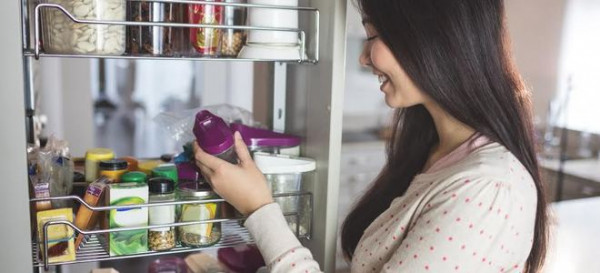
[193,0,548,272]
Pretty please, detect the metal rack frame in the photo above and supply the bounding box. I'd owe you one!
[31,192,313,269]
[29,0,320,63]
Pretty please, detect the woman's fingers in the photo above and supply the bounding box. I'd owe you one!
[233,131,253,166]
[193,141,230,171]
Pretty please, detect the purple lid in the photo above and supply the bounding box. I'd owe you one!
[176,162,201,181]
[230,123,301,148]
[193,110,235,155]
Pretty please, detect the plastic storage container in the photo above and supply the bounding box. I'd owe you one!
[148,178,176,251]
[148,257,189,273]
[121,171,148,184]
[40,0,126,55]
[127,2,189,56]
[176,182,221,247]
[254,152,315,236]
[193,110,237,163]
[98,159,128,182]
[230,123,301,156]
[84,148,115,182]
[152,164,179,186]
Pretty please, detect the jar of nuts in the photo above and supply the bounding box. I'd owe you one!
[221,0,247,57]
[148,178,176,251]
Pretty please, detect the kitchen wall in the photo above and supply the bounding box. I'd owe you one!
[343,0,568,130]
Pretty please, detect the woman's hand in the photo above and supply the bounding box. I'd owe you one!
[193,131,273,216]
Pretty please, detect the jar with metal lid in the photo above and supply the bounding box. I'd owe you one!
[176,181,221,247]
[148,178,176,251]
[99,159,128,182]
[85,148,115,182]
[121,171,148,184]
[127,2,188,56]
[221,0,246,57]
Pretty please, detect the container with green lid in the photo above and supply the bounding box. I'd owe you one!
[176,181,220,247]
[121,171,148,184]
[152,164,178,185]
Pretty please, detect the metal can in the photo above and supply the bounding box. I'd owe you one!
[189,0,224,56]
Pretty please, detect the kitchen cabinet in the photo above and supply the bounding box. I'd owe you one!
[0,0,348,272]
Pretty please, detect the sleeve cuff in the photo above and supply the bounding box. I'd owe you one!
[244,203,303,264]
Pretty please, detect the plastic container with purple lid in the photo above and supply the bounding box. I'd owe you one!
[230,123,301,156]
[193,110,237,164]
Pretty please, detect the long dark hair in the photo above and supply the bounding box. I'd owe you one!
[341,0,548,272]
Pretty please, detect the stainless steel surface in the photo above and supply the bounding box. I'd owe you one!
[32,1,319,62]
[23,56,35,143]
[0,1,32,272]
[33,221,254,269]
[273,62,287,132]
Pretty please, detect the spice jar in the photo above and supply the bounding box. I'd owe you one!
[121,171,148,184]
[189,0,224,56]
[177,182,221,247]
[85,148,115,182]
[193,110,237,164]
[127,2,188,56]
[99,159,128,182]
[221,0,246,57]
[148,178,176,251]
[152,164,179,186]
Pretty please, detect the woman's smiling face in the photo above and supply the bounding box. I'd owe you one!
[359,21,427,108]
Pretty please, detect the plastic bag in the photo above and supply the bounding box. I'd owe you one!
[29,135,74,208]
[154,104,257,148]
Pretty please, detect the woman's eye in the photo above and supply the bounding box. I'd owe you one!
[366,35,379,42]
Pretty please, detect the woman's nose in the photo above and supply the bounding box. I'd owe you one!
[359,43,371,68]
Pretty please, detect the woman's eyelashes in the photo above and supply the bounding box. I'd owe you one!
[367,35,379,41]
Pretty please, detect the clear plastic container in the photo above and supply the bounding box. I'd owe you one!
[127,2,189,56]
[41,0,126,55]
[176,182,221,247]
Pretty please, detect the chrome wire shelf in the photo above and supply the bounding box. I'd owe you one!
[29,0,319,63]
[32,221,253,268]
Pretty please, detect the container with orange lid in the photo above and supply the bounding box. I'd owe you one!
[85,148,115,182]
[119,156,139,172]
[99,159,129,182]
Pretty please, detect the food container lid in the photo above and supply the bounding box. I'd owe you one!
[121,171,148,183]
[85,148,115,161]
[99,159,128,170]
[152,164,179,183]
[193,110,235,155]
[254,152,316,174]
[177,181,215,198]
[177,162,202,182]
[148,177,175,194]
[230,123,301,148]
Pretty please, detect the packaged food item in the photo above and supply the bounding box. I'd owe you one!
[127,2,188,56]
[193,110,237,164]
[121,171,148,184]
[148,178,176,251]
[99,159,128,182]
[85,148,115,182]
[32,179,52,211]
[74,177,109,248]
[37,208,76,263]
[177,182,221,247]
[104,182,149,256]
[220,0,246,57]
[119,156,139,172]
[152,164,179,186]
[41,0,126,55]
[229,123,301,156]
[189,0,224,56]
[139,160,163,175]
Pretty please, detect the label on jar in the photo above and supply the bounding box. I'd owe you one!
[149,204,175,232]
[179,203,217,237]
[189,2,223,55]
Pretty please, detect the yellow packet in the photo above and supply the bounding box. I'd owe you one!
[37,208,76,263]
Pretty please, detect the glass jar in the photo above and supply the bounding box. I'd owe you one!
[99,159,128,182]
[41,0,126,55]
[84,148,114,182]
[177,182,221,247]
[127,2,189,56]
[221,0,246,57]
[148,178,176,251]
[188,0,224,57]
[121,171,148,184]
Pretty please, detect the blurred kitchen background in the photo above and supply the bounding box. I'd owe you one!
[336,0,600,273]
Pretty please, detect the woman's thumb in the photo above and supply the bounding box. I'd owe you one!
[233,131,252,165]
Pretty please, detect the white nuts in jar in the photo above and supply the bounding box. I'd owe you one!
[42,0,126,55]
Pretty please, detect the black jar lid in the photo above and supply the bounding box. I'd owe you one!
[99,159,128,170]
[148,177,175,194]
